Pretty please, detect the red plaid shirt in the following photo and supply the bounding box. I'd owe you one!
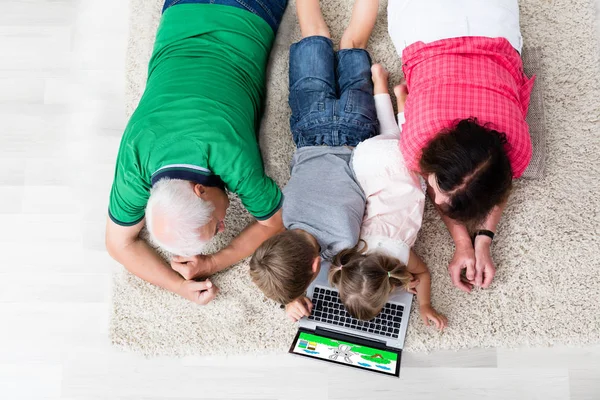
[399,37,536,179]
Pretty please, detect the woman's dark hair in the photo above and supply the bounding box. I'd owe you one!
[419,118,513,225]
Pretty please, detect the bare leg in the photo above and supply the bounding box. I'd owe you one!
[297,0,330,38]
[340,0,379,49]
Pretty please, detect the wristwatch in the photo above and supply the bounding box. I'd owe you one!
[473,229,495,242]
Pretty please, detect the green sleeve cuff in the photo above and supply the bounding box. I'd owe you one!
[108,209,145,227]
[252,194,283,221]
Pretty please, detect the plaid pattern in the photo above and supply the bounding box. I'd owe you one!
[400,37,536,179]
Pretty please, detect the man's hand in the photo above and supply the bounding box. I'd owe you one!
[448,243,476,292]
[171,254,217,280]
[285,296,313,322]
[474,236,496,288]
[176,279,219,305]
[419,304,448,330]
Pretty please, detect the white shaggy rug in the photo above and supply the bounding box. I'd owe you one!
[111,0,600,356]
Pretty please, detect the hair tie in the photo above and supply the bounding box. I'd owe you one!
[387,271,391,278]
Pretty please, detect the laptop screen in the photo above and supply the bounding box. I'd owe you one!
[290,331,399,376]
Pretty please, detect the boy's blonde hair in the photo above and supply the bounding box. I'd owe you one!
[249,230,319,305]
[329,241,413,321]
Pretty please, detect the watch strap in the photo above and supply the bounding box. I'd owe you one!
[473,229,495,241]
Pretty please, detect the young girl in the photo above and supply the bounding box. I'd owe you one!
[328,64,448,330]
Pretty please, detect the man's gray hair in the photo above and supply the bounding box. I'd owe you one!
[146,178,214,257]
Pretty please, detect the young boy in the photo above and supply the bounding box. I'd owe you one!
[249,0,380,318]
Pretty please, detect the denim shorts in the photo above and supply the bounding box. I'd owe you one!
[288,36,379,148]
[162,0,288,32]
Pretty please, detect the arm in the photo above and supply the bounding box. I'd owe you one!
[211,209,285,273]
[397,112,405,134]
[105,217,218,304]
[405,249,431,307]
[371,65,402,137]
[472,199,508,288]
[426,185,476,292]
[374,94,401,137]
[395,83,408,134]
[171,209,285,279]
[406,249,447,330]
[478,199,505,234]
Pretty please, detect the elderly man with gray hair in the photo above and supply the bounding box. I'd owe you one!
[105,0,288,305]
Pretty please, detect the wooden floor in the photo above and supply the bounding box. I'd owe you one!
[1,1,599,399]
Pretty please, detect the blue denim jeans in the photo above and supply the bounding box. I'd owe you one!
[162,0,288,32]
[288,36,378,148]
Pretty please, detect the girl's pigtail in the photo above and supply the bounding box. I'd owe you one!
[328,264,343,286]
[388,264,414,291]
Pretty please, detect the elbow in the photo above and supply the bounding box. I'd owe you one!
[260,209,285,234]
[105,231,123,261]
[104,217,142,263]
[105,235,118,260]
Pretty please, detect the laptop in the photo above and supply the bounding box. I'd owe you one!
[289,261,413,377]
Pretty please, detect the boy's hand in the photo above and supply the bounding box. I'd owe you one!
[285,296,313,322]
[176,279,219,305]
[419,304,448,330]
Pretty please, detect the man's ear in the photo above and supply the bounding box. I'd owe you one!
[311,256,321,276]
[193,183,208,198]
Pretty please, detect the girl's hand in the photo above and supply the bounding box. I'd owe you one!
[419,304,448,330]
[285,296,313,322]
[406,278,420,295]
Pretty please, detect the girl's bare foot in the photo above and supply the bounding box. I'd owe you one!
[371,64,389,95]
[394,83,409,112]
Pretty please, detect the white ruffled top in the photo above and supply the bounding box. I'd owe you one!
[352,94,425,265]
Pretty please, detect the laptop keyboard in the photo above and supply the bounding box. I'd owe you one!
[307,286,404,338]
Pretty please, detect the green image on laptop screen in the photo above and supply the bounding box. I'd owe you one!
[292,332,398,375]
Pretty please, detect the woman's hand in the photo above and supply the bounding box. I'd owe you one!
[419,304,448,330]
[474,236,496,288]
[448,243,476,292]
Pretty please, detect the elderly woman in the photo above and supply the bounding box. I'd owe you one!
[387,0,535,291]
